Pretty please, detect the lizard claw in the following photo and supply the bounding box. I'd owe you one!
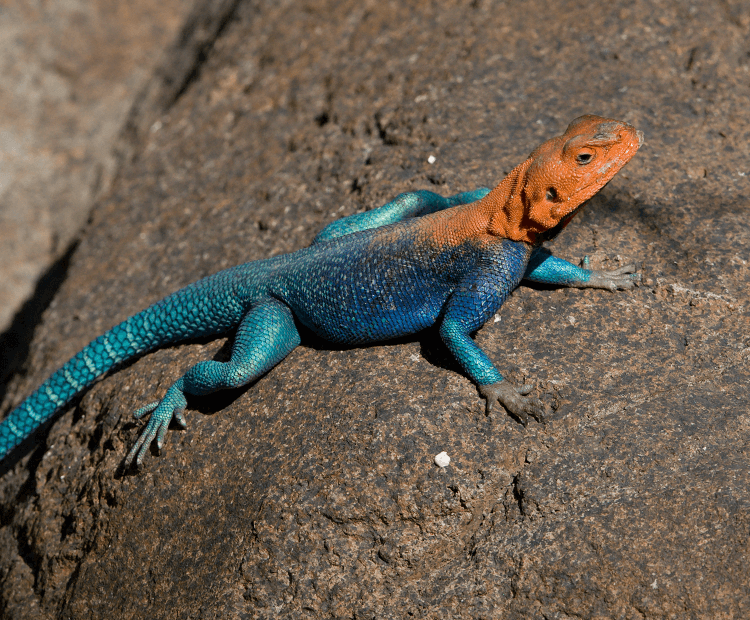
[124,384,188,468]
[516,383,535,396]
[479,380,547,425]
[173,407,187,429]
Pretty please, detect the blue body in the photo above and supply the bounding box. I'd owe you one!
[0,189,593,464]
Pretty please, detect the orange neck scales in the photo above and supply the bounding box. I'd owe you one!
[476,115,643,244]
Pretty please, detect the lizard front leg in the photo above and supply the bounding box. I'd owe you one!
[439,315,547,425]
[524,248,640,291]
[438,241,547,425]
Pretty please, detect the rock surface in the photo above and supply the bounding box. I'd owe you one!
[1,0,749,618]
[0,0,196,391]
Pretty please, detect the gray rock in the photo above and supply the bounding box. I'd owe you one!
[0,0,194,387]
[1,0,748,618]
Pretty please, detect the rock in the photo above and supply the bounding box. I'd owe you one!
[0,0,195,393]
[1,0,748,618]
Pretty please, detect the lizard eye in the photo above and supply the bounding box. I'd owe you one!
[546,187,558,201]
[576,149,595,165]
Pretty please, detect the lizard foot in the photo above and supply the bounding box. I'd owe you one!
[580,257,641,291]
[124,382,188,468]
[479,380,547,426]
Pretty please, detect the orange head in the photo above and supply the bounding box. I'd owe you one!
[481,115,643,244]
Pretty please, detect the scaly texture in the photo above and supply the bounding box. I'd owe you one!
[0,115,643,467]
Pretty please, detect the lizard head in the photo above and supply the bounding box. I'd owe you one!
[523,115,643,235]
[484,115,642,243]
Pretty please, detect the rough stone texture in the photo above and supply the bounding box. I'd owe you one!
[1,0,749,618]
[0,0,193,378]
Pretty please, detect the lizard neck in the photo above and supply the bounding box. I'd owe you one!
[473,158,539,245]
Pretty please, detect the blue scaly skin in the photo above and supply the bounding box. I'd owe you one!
[0,115,643,467]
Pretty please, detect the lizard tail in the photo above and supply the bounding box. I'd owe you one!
[0,267,249,461]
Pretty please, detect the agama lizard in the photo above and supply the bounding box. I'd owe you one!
[0,115,643,468]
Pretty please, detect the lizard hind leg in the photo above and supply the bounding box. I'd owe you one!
[311,188,491,243]
[124,299,301,468]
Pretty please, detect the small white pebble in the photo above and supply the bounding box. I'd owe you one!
[434,451,450,468]
[427,154,436,164]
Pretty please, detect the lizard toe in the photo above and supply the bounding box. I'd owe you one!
[133,401,159,419]
[173,407,187,428]
[608,263,638,276]
[525,398,547,423]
